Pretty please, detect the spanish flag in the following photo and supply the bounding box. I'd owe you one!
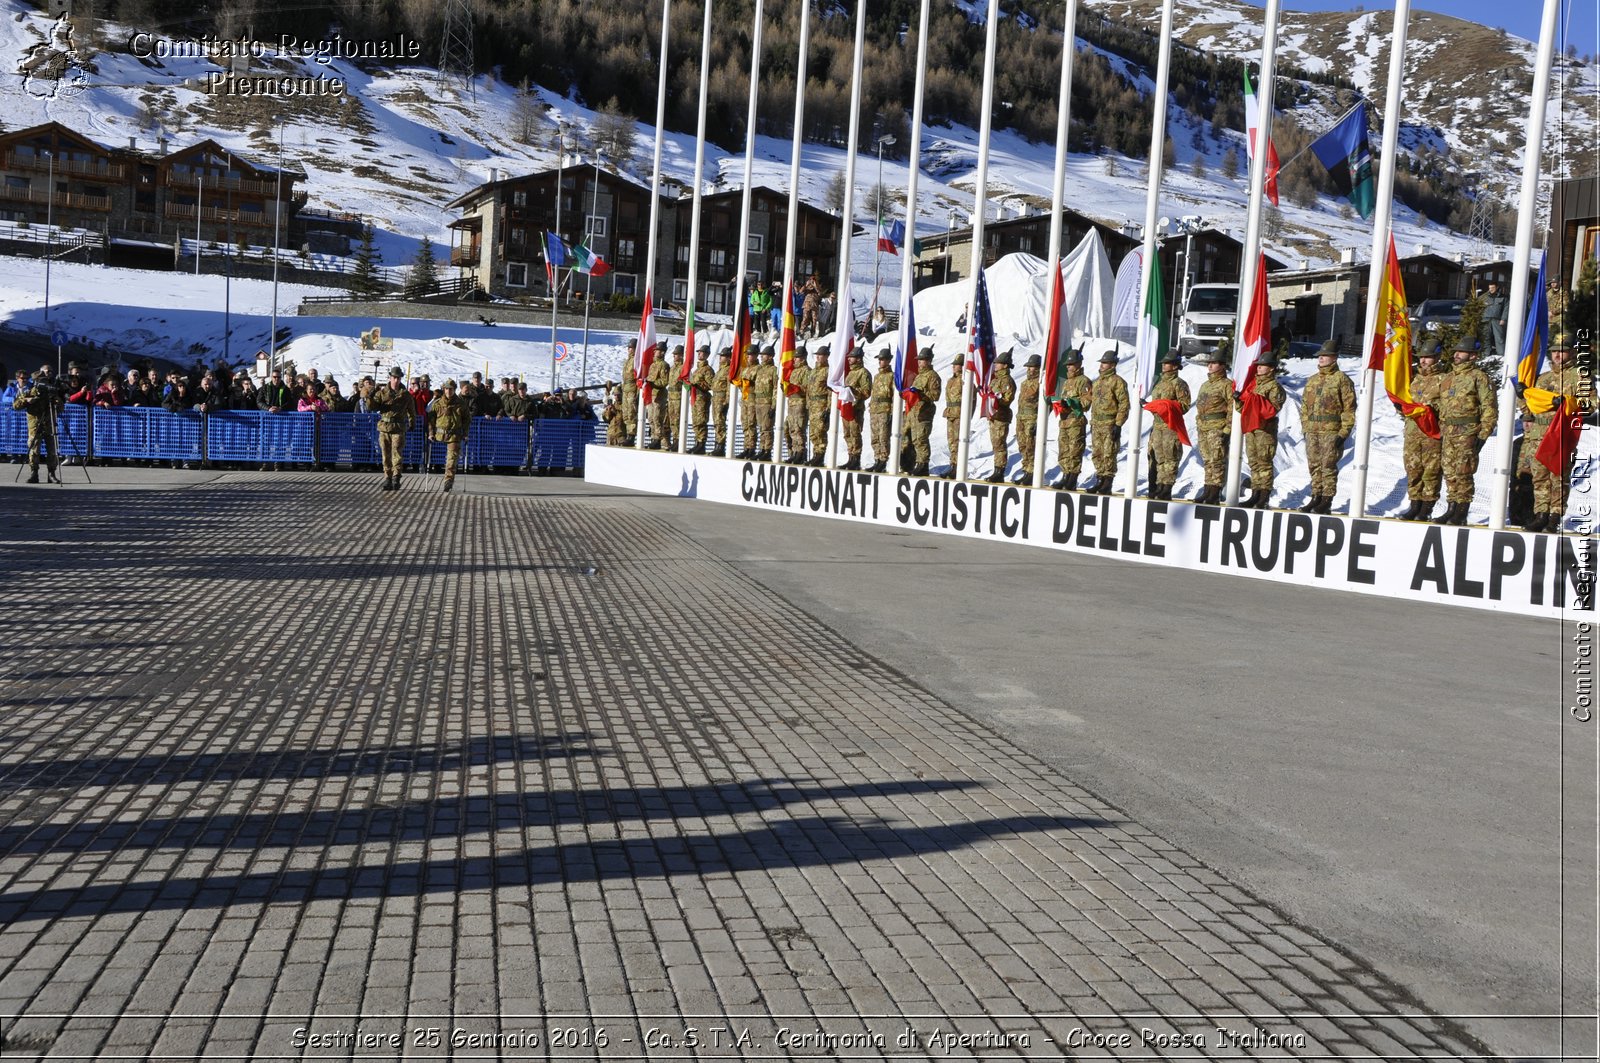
[1372,235,1439,439]
[779,287,798,395]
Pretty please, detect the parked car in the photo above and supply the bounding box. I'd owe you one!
[1408,299,1465,336]
[1177,283,1239,357]
[1285,340,1323,359]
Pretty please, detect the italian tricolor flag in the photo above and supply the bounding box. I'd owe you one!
[1134,245,1166,398]
[1243,68,1281,206]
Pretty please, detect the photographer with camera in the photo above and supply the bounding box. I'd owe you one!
[13,365,63,484]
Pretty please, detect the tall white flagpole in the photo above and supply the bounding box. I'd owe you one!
[728,0,766,460]
[888,0,932,476]
[1349,0,1411,515]
[1033,0,1082,488]
[825,0,869,470]
[635,0,672,450]
[955,0,1001,482]
[550,139,565,391]
[1224,0,1283,504]
[1126,0,1176,500]
[775,0,813,458]
[1489,0,1561,529]
[678,0,715,455]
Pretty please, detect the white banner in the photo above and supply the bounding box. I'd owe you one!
[586,447,1595,621]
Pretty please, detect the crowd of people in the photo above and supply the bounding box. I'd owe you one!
[3,357,600,484]
[744,278,894,343]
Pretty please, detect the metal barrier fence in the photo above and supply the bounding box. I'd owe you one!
[0,408,605,471]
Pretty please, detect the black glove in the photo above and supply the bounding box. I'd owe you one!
[1337,434,1349,449]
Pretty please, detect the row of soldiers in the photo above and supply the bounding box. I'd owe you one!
[603,334,1592,527]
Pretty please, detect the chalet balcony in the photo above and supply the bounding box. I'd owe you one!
[0,186,111,211]
[451,245,480,266]
[3,152,124,180]
[164,202,270,227]
[166,171,285,198]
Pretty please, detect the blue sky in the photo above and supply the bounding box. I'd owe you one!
[1239,1,1597,55]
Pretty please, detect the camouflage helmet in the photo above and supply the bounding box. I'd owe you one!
[443,379,458,389]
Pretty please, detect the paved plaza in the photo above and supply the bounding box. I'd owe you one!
[0,469,1590,1060]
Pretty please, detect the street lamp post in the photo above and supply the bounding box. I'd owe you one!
[872,134,896,306]
[270,122,284,374]
[579,150,605,390]
[43,149,53,334]
[943,211,957,285]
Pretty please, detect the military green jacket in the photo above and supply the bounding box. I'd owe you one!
[909,367,942,421]
[1194,375,1232,430]
[1017,375,1040,424]
[751,364,778,403]
[1438,365,1496,439]
[989,369,1017,423]
[1090,369,1129,426]
[377,385,414,434]
[1149,372,1191,411]
[870,367,896,414]
[1302,365,1356,436]
[844,366,871,403]
[944,370,964,421]
[804,362,832,408]
[432,392,469,441]
[1051,373,1093,420]
[1240,371,1287,431]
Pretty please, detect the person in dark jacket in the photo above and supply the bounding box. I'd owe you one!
[257,369,296,412]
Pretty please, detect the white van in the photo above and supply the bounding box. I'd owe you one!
[1178,283,1239,358]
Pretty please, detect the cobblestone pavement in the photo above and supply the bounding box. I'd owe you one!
[0,474,1498,1060]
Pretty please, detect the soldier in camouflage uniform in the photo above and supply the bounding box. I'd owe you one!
[688,344,715,454]
[662,345,685,451]
[906,349,942,476]
[1522,332,1595,532]
[751,346,779,461]
[1145,350,1191,499]
[785,348,810,463]
[1050,349,1093,491]
[620,341,640,445]
[644,342,673,449]
[1299,340,1356,514]
[377,366,415,491]
[805,347,832,466]
[943,360,965,478]
[711,349,732,456]
[869,350,896,472]
[430,379,469,493]
[1397,341,1445,521]
[1088,350,1129,494]
[1434,339,1498,525]
[737,348,763,459]
[1191,350,1232,503]
[985,350,1017,483]
[841,350,871,470]
[1239,351,1286,508]
[1015,354,1041,484]
[12,366,61,484]
[603,382,627,447]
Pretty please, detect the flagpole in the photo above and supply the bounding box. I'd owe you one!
[728,0,766,461]
[1489,0,1561,530]
[889,0,932,476]
[550,133,565,392]
[580,153,602,390]
[825,0,868,470]
[636,0,671,451]
[1224,0,1283,504]
[678,0,715,456]
[1126,0,1177,500]
[775,0,813,458]
[956,0,1001,482]
[1033,0,1081,488]
[1349,0,1411,517]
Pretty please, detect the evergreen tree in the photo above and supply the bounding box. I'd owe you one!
[408,236,439,296]
[1220,146,1239,181]
[349,225,384,300]
[823,170,846,215]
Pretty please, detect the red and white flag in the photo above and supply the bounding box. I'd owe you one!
[635,289,657,403]
[1244,68,1281,207]
[1234,253,1270,390]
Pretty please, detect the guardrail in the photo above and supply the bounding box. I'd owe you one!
[1,408,606,472]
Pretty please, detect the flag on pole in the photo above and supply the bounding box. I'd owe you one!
[1536,396,1585,476]
[572,240,611,277]
[877,218,905,256]
[730,277,752,385]
[1516,255,1562,415]
[829,296,855,418]
[681,302,696,383]
[1310,103,1375,220]
[1042,264,1067,395]
[967,267,998,418]
[895,285,917,411]
[779,287,798,393]
[635,289,657,404]
[1372,235,1439,438]
[1243,68,1281,207]
[1134,245,1166,397]
[1234,253,1270,390]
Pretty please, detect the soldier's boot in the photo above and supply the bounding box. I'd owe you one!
[941,466,957,480]
[1432,502,1456,526]
[393,473,402,491]
[1411,500,1434,522]
[1096,477,1114,495]
[1453,502,1472,526]
[1060,474,1078,492]
[842,456,861,471]
[25,469,38,484]
[870,460,886,473]
[1299,494,1322,513]
[1544,511,1563,533]
[443,478,454,494]
[46,468,62,484]
[1315,495,1334,514]
[1209,485,1226,504]
[1521,510,1548,532]
[1398,499,1418,520]
[1082,475,1100,493]
[986,468,1006,484]
[810,454,826,468]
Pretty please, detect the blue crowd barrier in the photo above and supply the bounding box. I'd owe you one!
[466,417,531,468]
[207,410,315,464]
[56,406,90,462]
[0,408,26,455]
[317,411,381,466]
[531,419,599,470]
[91,406,203,462]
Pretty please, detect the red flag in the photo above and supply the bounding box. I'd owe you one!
[1373,234,1439,438]
[1536,397,1584,477]
[635,290,657,405]
[1237,374,1279,435]
[730,278,751,384]
[1143,399,1191,446]
[1042,266,1066,398]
